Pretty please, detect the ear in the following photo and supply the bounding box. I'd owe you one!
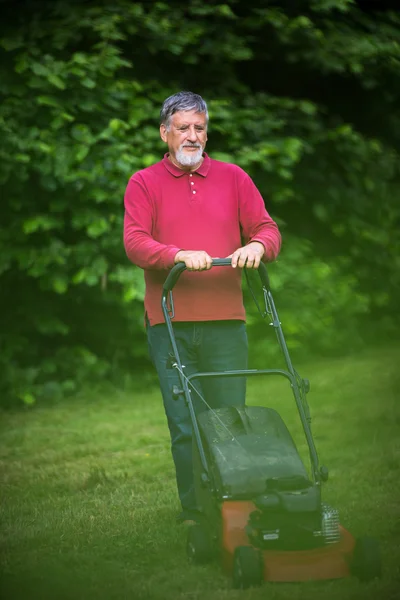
[160,124,168,143]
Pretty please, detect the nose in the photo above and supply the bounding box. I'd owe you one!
[186,126,199,142]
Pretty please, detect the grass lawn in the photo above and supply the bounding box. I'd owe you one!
[1,344,399,600]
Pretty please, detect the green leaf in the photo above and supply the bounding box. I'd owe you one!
[15,55,29,73]
[1,36,25,51]
[311,0,354,12]
[15,153,30,163]
[75,146,90,162]
[61,379,77,392]
[37,95,61,107]
[31,62,49,76]
[313,204,330,222]
[87,218,109,238]
[299,101,317,115]
[47,74,66,89]
[36,142,53,154]
[142,154,158,167]
[72,52,89,65]
[72,269,87,284]
[23,215,61,234]
[52,277,68,294]
[218,4,236,18]
[81,77,96,88]
[212,152,234,163]
[19,392,36,405]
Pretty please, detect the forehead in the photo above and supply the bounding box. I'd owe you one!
[170,109,207,127]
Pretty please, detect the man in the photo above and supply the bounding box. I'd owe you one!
[124,91,281,524]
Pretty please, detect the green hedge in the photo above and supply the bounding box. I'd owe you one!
[1,0,399,405]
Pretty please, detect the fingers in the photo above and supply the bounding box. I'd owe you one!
[230,250,240,269]
[251,253,262,269]
[183,251,213,271]
[231,248,262,269]
[232,250,251,269]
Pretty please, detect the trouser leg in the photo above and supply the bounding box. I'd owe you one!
[147,322,204,513]
[197,320,248,409]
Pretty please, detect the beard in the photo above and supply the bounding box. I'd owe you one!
[175,143,203,167]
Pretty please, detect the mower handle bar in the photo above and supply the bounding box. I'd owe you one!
[162,258,271,292]
[161,258,322,483]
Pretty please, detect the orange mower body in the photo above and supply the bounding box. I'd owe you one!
[221,501,355,582]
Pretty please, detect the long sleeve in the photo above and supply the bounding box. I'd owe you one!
[237,170,281,261]
[123,174,181,270]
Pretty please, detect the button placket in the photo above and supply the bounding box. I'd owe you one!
[189,173,198,199]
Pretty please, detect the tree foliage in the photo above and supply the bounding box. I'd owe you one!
[1,0,399,404]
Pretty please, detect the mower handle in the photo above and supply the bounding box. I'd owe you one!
[162,258,271,292]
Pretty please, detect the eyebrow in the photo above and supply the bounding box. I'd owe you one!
[175,123,206,128]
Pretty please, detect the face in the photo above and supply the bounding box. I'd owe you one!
[160,109,208,169]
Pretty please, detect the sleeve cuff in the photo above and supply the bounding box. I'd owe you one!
[164,246,183,269]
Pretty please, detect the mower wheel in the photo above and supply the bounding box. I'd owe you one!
[351,537,382,581]
[232,546,263,589]
[186,524,213,565]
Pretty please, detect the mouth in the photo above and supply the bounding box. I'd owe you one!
[183,145,201,151]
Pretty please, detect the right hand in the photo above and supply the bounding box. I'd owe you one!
[174,250,213,271]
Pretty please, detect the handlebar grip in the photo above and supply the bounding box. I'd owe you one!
[162,258,270,292]
[162,259,231,291]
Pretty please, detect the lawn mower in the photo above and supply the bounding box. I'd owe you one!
[161,259,381,589]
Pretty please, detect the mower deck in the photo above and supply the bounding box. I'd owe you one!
[221,501,355,582]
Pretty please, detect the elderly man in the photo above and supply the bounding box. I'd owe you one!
[124,91,281,524]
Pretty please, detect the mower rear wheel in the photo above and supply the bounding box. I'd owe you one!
[232,546,263,589]
[351,537,382,581]
[186,524,213,565]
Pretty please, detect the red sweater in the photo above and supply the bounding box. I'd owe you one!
[124,153,281,325]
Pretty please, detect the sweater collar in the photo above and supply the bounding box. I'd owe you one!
[162,152,211,178]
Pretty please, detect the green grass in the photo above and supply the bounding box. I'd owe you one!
[1,345,400,600]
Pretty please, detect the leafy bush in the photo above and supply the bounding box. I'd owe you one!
[0,0,399,405]
[245,237,370,367]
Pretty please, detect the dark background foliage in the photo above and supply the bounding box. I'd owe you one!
[1,0,399,405]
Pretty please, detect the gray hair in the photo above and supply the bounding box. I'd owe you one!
[160,91,209,129]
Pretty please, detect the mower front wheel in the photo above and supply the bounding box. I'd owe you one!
[351,537,382,581]
[232,546,263,589]
[186,524,213,565]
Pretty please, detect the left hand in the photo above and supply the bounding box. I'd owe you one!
[229,241,265,269]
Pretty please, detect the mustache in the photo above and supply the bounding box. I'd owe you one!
[182,143,201,148]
